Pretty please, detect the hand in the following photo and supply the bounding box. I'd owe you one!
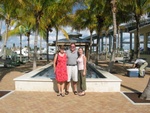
[83,71,86,76]
[54,68,56,73]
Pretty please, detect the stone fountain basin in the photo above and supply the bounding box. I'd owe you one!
[14,62,122,92]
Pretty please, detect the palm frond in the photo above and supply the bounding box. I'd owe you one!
[59,27,69,40]
[8,27,20,37]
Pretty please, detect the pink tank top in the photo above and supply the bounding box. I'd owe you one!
[77,54,84,70]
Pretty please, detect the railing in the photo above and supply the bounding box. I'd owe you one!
[126,18,150,31]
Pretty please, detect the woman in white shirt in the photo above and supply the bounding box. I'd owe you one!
[77,48,86,96]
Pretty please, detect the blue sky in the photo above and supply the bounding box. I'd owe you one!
[1,20,149,51]
[0,21,91,49]
[0,21,140,51]
[0,2,87,49]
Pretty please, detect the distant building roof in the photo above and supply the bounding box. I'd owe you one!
[51,37,90,46]
[83,34,103,40]
[68,32,82,35]
[49,32,89,46]
[53,37,90,43]
[68,32,82,38]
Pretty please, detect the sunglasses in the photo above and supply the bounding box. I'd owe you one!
[71,46,75,48]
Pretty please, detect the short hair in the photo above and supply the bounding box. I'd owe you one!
[59,45,65,49]
[70,43,76,46]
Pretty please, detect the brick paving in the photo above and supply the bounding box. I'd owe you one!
[0,61,150,113]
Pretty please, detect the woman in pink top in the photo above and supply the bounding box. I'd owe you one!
[77,48,87,96]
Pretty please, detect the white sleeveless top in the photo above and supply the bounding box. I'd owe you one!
[77,54,84,70]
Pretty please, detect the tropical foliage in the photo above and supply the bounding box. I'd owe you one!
[0,0,150,70]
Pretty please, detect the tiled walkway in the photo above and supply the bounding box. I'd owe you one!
[0,62,150,113]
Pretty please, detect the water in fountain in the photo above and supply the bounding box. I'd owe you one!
[32,63,106,79]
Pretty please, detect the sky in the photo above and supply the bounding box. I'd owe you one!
[0,20,145,51]
[1,20,149,51]
[0,21,91,49]
[0,3,89,49]
[1,3,150,51]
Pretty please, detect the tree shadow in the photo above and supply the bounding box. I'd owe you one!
[121,84,140,93]
[0,67,14,81]
[0,60,48,81]
[98,61,133,75]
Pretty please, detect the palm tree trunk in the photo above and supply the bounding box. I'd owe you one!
[0,19,2,41]
[46,29,49,62]
[39,36,42,60]
[33,24,38,70]
[118,28,120,50]
[96,33,100,65]
[55,27,58,53]
[19,34,22,62]
[108,0,117,72]
[135,15,140,58]
[105,34,108,60]
[96,18,101,65]
[1,23,9,59]
[117,23,120,56]
[27,35,30,60]
[90,31,93,54]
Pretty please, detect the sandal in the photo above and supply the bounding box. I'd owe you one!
[74,91,78,95]
[78,92,86,96]
[57,93,61,96]
[65,91,69,95]
[61,93,65,97]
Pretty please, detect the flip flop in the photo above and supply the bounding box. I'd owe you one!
[74,91,78,95]
[61,93,65,97]
[65,91,69,95]
[57,93,61,96]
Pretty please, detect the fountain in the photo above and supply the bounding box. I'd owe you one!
[14,62,122,92]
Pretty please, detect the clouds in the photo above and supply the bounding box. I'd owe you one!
[0,22,139,51]
[1,25,148,51]
[0,25,91,49]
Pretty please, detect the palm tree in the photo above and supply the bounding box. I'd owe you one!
[39,0,74,62]
[12,4,34,61]
[39,13,53,62]
[24,0,76,69]
[100,0,136,71]
[0,0,20,59]
[7,7,34,62]
[107,0,117,72]
[115,5,133,54]
[121,0,150,58]
[102,15,113,60]
[39,29,46,60]
[72,8,97,56]
[0,19,2,41]
[93,0,110,64]
[23,0,57,70]
[25,29,31,60]
[49,0,76,52]
[18,25,24,62]
[72,0,108,62]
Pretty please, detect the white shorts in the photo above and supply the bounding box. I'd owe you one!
[67,65,78,82]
